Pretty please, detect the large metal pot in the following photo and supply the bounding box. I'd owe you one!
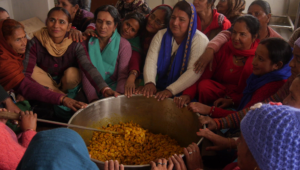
[68,95,202,170]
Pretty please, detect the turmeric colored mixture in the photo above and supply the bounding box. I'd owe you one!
[88,122,183,165]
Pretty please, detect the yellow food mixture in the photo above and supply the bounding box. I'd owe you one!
[88,122,183,165]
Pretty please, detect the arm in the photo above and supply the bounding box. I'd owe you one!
[128,51,142,75]
[115,39,132,94]
[166,33,209,95]
[222,18,232,31]
[212,107,235,118]
[206,30,231,53]
[81,71,98,103]
[0,85,9,102]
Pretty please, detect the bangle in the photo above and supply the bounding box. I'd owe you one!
[209,106,215,116]
[130,71,138,77]
[102,87,111,95]
[61,96,67,105]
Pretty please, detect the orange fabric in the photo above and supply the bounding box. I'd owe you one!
[0,19,25,91]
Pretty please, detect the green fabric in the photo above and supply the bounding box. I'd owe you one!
[128,36,142,53]
[88,31,121,92]
[53,84,81,122]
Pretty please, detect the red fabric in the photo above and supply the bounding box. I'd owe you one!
[212,80,286,118]
[128,50,142,74]
[0,123,36,170]
[197,9,231,36]
[0,19,25,91]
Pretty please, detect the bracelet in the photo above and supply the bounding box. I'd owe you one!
[209,106,215,116]
[61,96,67,105]
[130,71,138,77]
[102,87,111,95]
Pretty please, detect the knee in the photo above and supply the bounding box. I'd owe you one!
[63,67,82,83]
[198,79,213,90]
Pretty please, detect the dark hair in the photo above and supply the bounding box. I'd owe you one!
[208,0,216,9]
[94,5,120,25]
[173,1,192,19]
[0,7,8,14]
[47,7,72,23]
[232,15,260,38]
[260,38,292,66]
[122,12,146,36]
[66,0,86,9]
[2,19,24,40]
[152,5,172,27]
[249,0,271,15]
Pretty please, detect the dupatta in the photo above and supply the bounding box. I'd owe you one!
[156,2,197,89]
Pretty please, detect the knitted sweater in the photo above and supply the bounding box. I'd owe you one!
[214,76,293,129]
[289,27,300,47]
[143,28,209,95]
[0,123,36,170]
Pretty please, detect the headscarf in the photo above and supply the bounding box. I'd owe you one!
[238,57,292,110]
[17,128,99,170]
[0,19,25,91]
[222,0,245,22]
[34,27,73,57]
[156,3,197,90]
[116,0,151,18]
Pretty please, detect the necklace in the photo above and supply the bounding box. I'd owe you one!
[234,56,247,64]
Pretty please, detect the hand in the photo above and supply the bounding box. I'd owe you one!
[103,89,120,98]
[193,48,214,74]
[174,95,191,108]
[20,111,37,131]
[150,158,173,170]
[214,98,233,108]
[198,115,218,130]
[0,108,8,124]
[3,97,21,114]
[188,102,211,115]
[104,160,124,170]
[125,74,136,98]
[49,88,66,95]
[170,154,187,170]
[196,128,231,151]
[62,97,88,111]
[134,86,144,94]
[141,83,157,98]
[68,28,86,42]
[184,143,203,170]
[83,28,98,38]
[155,89,173,101]
[16,94,25,102]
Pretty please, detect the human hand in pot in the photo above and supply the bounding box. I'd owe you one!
[183,143,203,170]
[151,158,173,170]
[155,90,173,101]
[174,95,191,108]
[214,98,233,108]
[62,97,87,111]
[140,83,157,98]
[169,154,188,170]
[198,115,218,130]
[188,102,211,115]
[104,160,124,170]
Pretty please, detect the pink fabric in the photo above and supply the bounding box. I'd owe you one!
[83,37,132,102]
[0,122,36,170]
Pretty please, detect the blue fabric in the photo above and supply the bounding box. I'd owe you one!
[17,128,99,170]
[237,62,291,110]
[241,104,300,170]
[156,3,197,90]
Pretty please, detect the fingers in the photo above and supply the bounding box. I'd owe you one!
[104,161,109,170]
[114,160,119,170]
[157,159,162,168]
[150,161,156,170]
[79,32,83,42]
[167,157,174,170]
[174,154,187,170]
[120,164,124,170]
[162,158,167,168]
[109,160,114,170]
[114,92,120,98]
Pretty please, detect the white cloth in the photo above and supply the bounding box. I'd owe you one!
[143,28,209,95]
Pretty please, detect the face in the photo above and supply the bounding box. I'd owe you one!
[146,9,166,34]
[96,11,117,39]
[231,21,256,50]
[193,0,209,13]
[252,44,280,76]
[46,10,71,41]
[237,134,258,170]
[120,18,140,39]
[247,4,270,28]
[170,8,190,38]
[57,0,78,20]
[0,11,9,21]
[216,0,228,15]
[283,78,300,108]
[5,27,27,54]
[289,46,300,77]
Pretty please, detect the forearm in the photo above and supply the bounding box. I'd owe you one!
[81,72,98,103]
[206,30,231,53]
[214,107,250,129]
[0,85,9,103]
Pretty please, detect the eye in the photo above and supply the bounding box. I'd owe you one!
[171,16,176,20]
[131,28,136,32]
[126,22,130,26]
[107,21,112,25]
[180,18,185,22]
[50,18,55,22]
[60,20,65,24]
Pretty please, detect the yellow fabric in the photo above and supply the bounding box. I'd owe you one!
[34,27,73,57]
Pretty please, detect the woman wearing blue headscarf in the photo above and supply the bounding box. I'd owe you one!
[140,1,209,101]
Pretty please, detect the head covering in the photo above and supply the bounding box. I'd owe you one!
[17,128,99,170]
[0,19,25,91]
[156,2,197,90]
[221,0,245,22]
[241,104,300,170]
[33,27,73,57]
[294,37,300,48]
[238,52,292,110]
[116,0,151,18]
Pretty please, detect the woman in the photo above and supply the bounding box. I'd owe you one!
[194,0,282,74]
[23,7,118,121]
[198,37,300,131]
[194,0,231,40]
[188,38,292,118]
[115,0,151,18]
[216,0,245,23]
[82,5,131,102]
[0,7,9,20]
[140,1,209,101]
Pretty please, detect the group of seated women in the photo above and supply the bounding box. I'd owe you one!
[1,0,300,169]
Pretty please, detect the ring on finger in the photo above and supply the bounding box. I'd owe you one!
[179,97,182,100]
[157,163,163,165]
[162,163,166,165]
[189,151,193,154]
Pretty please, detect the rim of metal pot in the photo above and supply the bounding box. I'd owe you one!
[68,94,204,168]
